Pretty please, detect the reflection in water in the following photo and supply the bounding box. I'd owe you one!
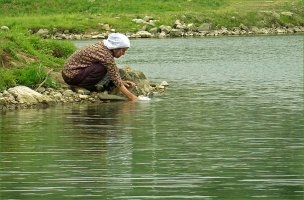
[1,35,304,199]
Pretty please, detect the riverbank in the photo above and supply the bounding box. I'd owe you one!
[3,12,304,40]
[1,0,304,39]
[29,20,304,40]
[0,84,165,112]
[0,67,168,112]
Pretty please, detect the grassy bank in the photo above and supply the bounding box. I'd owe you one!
[1,0,304,33]
[0,30,75,90]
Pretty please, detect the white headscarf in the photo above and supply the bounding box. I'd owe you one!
[103,33,130,49]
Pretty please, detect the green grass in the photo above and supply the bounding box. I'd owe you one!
[0,29,76,90]
[0,0,302,33]
[0,0,227,16]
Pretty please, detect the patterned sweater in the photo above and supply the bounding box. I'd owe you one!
[62,42,123,87]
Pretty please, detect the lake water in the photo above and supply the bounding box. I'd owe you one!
[1,35,304,199]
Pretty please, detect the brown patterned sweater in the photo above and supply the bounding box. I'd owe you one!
[62,42,123,87]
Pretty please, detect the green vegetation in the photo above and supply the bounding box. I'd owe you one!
[0,0,226,16]
[0,0,303,90]
[0,0,303,32]
[0,29,75,90]
[0,0,229,33]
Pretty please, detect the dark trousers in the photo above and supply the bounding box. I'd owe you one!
[62,63,108,91]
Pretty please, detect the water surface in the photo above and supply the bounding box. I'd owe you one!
[1,35,304,199]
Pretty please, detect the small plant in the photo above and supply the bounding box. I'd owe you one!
[13,64,46,87]
[0,68,16,90]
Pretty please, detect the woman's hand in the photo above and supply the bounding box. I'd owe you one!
[123,80,137,88]
[128,95,138,101]
[118,84,138,101]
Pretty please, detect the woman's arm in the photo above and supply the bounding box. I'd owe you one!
[118,85,138,101]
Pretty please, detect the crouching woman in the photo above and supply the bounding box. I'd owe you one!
[62,33,138,101]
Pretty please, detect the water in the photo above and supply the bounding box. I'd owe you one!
[1,35,304,199]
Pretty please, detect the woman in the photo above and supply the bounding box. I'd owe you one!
[62,33,138,101]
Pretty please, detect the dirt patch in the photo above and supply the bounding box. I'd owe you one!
[16,52,37,63]
[0,49,38,68]
[0,50,12,68]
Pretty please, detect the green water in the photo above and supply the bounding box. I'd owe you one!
[1,35,304,199]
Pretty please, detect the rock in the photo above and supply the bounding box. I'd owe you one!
[259,28,269,34]
[62,89,74,97]
[132,19,145,23]
[294,26,302,32]
[74,88,90,95]
[251,26,260,33]
[146,20,156,27]
[281,12,294,17]
[1,26,9,31]
[143,16,154,22]
[174,19,186,30]
[185,31,195,37]
[135,80,153,95]
[79,94,89,100]
[53,92,63,98]
[170,29,183,37]
[197,31,208,36]
[8,86,53,105]
[91,34,105,39]
[102,23,111,31]
[276,28,287,34]
[55,33,66,40]
[160,81,169,87]
[131,16,157,26]
[149,27,158,34]
[2,90,17,104]
[187,23,197,31]
[74,34,82,40]
[198,23,212,32]
[119,66,146,80]
[157,85,165,89]
[136,31,152,38]
[0,98,7,106]
[176,24,187,30]
[287,27,296,33]
[220,27,229,35]
[239,23,249,31]
[159,25,172,34]
[130,33,140,38]
[36,29,49,36]
[103,66,156,97]
[158,32,167,38]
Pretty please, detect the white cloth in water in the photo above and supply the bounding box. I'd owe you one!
[138,95,151,101]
